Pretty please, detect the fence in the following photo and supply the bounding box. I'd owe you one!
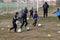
[0,0,44,15]
[0,0,57,15]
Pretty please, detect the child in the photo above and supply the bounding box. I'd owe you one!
[9,12,19,32]
[19,11,28,32]
[53,8,60,20]
[33,11,38,27]
[43,2,49,18]
[29,7,34,18]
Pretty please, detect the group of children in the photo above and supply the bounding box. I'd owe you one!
[9,7,38,32]
[9,6,60,32]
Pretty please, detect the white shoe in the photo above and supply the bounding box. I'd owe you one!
[26,27,30,31]
[17,28,22,33]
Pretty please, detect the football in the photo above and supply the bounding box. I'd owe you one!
[27,17,29,21]
[26,27,29,30]
[17,28,22,33]
[38,24,42,27]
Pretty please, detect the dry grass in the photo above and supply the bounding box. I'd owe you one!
[0,7,60,40]
[0,15,60,40]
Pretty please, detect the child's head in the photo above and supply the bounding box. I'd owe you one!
[45,2,47,4]
[15,12,19,16]
[35,11,37,14]
[57,8,60,11]
[25,7,27,9]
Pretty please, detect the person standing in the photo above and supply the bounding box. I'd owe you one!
[29,7,34,18]
[33,11,38,27]
[43,2,49,18]
[24,7,28,17]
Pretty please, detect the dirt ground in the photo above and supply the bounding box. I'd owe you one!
[0,15,60,40]
[0,6,60,40]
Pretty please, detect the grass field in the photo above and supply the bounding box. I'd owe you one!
[0,13,60,40]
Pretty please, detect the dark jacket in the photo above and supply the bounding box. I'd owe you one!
[30,9,33,13]
[24,8,28,14]
[22,13,27,21]
[43,3,49,9]
[13,15,18,23]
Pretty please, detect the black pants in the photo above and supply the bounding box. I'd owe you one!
[33,19,37,26]
[10,23,17,32]
[58,16,60,20]
[43,9,48,18]
[20,19,28,29]
[30,12,33,17]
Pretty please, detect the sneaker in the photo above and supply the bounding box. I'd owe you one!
[26,27,30,31]
[32,24,36,27]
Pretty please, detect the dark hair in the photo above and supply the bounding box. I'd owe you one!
[16,12,19,15]
[35,11,37,13]
[57,8,60,10]
[25,7,27,9]
[45,2,47,4]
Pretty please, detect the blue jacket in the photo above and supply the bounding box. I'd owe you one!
[33,13,38,19]
[54,10,60,16]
